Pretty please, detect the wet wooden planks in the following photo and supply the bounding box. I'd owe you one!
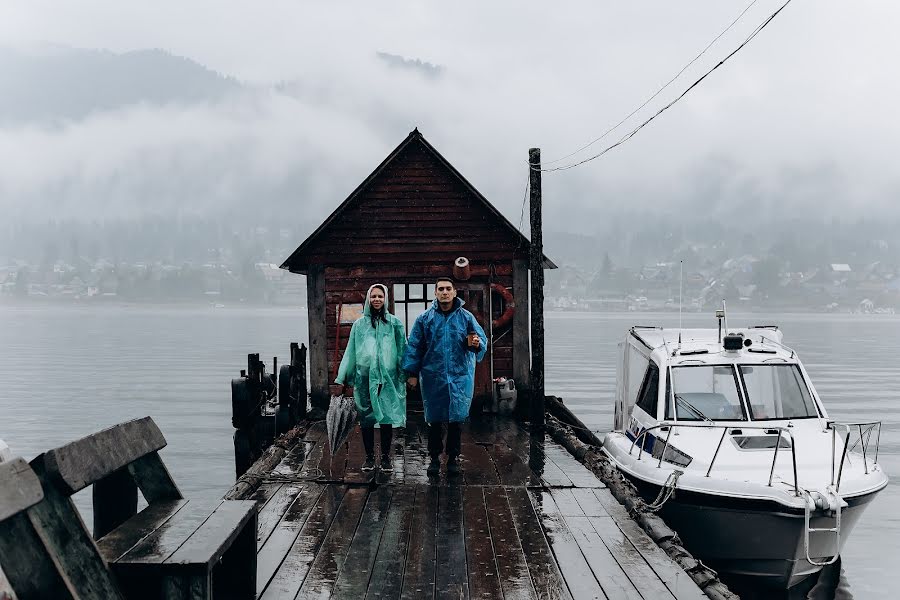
[251,414,704,599]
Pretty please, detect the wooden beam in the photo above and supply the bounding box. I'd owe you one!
[127,452,182,503]
[42,417,166,496]
[512,258,530,419]
[27,455,126,598]
[528,148,545,427]
[0,457,43,522]
[307,264,329,412]
[0,513,76,600]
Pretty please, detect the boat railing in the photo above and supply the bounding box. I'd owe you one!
[627,420,882,497]
[830,421,882,493]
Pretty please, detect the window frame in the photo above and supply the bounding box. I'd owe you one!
[635,362,661,419]
[736,363,822,421]
[392,282,435,336]
[669,364,749,422]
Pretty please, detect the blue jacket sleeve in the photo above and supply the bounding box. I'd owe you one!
[401,316,426,375]
[469,313,488,363]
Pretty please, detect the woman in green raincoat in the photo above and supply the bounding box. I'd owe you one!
[335,284,407,471]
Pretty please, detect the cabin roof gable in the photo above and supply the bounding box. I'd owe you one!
[280,129,556,274]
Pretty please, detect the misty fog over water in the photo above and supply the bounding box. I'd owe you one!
[0,306,896,597]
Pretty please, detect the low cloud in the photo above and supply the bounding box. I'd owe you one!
[376,52,444,79]
[3,0,900,238]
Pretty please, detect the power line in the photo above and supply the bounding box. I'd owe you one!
[543,0,761,167]
[538,0,794,174]
[514,170,531,249]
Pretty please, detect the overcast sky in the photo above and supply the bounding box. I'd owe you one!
[2,1,899,234]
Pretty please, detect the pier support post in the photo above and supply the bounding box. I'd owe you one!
[528,148,545,427]
[307,264,329,415]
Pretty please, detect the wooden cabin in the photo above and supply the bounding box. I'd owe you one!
[281,129,555,414]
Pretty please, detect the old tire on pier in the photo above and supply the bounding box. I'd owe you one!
[279,365,292,402]
[231,378,252,429]
[275,405,292,436]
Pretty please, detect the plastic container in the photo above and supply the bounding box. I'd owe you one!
[494,378,517,415]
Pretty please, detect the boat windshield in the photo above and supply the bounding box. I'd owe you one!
[670,365,747,421]
[739,364,820,420]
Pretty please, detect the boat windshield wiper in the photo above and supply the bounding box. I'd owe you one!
[674,394,713,422]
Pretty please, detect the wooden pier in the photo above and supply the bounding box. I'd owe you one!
[249,413,706,600]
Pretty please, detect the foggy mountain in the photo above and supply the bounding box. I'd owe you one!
[2,41,900,277]
[0,45,241,124]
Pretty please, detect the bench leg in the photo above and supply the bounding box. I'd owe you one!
[214,512,257,599]
[161,511,257,600]
[162,569,210,600]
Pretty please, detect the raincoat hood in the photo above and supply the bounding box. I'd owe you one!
[364,283,391,317]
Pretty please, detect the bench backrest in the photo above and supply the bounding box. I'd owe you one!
[39,416,183,541]
[42,416,167,495]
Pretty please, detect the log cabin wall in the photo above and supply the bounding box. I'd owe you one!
[283,130,554,413]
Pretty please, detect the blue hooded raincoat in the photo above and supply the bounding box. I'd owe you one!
[334,284,407,427]
[401,297,487,423]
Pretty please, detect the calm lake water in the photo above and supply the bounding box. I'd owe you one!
[1,305,896,598]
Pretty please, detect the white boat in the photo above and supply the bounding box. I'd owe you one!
[601,313,888,588]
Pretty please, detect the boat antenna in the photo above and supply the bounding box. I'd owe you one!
[715,301,726,344]
[678,261,683,350]
[723,299,728,333]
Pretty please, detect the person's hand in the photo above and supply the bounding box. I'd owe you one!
[466,332,481,350]
[407,377,418,389]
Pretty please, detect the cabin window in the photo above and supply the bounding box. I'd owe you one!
[635,363,660,418]
[625,345,650,415]
[671,365,747,421]
[393,283,434,335]
[338,303,363,324]
[739,365,820,420]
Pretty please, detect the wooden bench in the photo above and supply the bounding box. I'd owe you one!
[0,418,257,600]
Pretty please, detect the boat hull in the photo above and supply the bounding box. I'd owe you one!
[625,474,879,588]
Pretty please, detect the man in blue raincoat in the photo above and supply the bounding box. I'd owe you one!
[402,276,487,476]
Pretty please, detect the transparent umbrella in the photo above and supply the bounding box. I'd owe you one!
[326,394,358,460]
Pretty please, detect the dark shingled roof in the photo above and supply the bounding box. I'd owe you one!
[280,128,556,274]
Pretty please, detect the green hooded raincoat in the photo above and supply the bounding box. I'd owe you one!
[334,284,407,427]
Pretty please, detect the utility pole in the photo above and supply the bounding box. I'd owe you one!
[528,148,545,427]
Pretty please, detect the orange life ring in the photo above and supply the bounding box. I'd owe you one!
[491,283,515,331]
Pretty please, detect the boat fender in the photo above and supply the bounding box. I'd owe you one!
[490,283,515,331]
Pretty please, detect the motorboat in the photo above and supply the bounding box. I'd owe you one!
[601,312,888,588]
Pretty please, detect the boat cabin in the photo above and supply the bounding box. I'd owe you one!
[616,326,826,435]
[281,129,555,413]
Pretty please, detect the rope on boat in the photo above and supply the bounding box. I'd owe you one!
[645,469,682,512]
